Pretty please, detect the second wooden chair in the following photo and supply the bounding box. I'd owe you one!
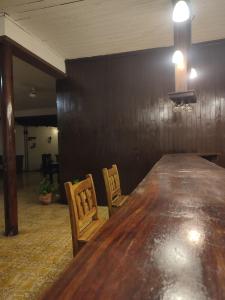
[65,174,106,256]
[102,164,129,216]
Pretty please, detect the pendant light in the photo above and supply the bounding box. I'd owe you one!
[173,1,190,23]
[189,68,198,79]
[172,50,185,70]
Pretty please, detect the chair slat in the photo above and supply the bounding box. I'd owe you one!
[78,207,97,229]
[86,189,93,210]
[80,191,89,214]
[75,195,84,219]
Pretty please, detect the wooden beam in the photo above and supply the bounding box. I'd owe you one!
[173,0,192,92]
[0,42,18,236]
[2,36,66,79]
[169,0,196,104]
[0,15,65,74]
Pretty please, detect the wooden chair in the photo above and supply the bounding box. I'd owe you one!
[102,164,129,216]
[64,174,106,256]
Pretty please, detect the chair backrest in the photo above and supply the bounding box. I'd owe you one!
[102,164,122,215]
[64,174,98,253]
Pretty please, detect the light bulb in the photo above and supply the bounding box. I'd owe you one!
[173,1,190,23]
[172,50,184,69]
[188,229,202,243]
[189,68,198,79]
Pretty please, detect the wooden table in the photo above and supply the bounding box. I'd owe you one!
[41,154,225,300]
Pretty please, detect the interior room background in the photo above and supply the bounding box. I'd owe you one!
[57,38,225,204]
[0,123,58,171]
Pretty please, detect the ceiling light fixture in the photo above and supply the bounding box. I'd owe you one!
[189,68,198,79]
[169,0,197,113]
[172,0,190,23]
[172,50,184,69]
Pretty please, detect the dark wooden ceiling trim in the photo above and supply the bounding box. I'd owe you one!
[15,115,57,127]
[0,36,66,79]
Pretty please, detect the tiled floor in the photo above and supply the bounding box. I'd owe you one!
[0,172,108,300]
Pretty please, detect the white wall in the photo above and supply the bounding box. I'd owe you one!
[15,125,25,155]
[0,123,58,171]
[27,126,58,170]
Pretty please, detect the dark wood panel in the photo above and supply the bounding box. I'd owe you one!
[57,39,225,204]
[41,154,225,299]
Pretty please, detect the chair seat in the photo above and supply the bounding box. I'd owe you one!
[112,195,129,207]
[78,219,106,242]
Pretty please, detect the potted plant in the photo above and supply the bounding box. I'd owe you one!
[39,178,53,205]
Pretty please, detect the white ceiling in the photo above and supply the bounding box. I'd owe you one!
[13,57,56,113]
[0,0,225,60]
[1,0,225,116]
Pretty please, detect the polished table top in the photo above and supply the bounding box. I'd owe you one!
[41,154,225,300]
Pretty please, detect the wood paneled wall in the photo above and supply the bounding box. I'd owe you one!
[57,40,225,204]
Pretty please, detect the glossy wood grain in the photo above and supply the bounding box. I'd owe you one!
[57,39,225,204]
[41,154,225,300]
[0,42,18,236]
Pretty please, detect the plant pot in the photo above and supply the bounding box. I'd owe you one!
[39,193,52,205]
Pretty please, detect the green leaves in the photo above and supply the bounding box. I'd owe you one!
[39,178,53,195]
